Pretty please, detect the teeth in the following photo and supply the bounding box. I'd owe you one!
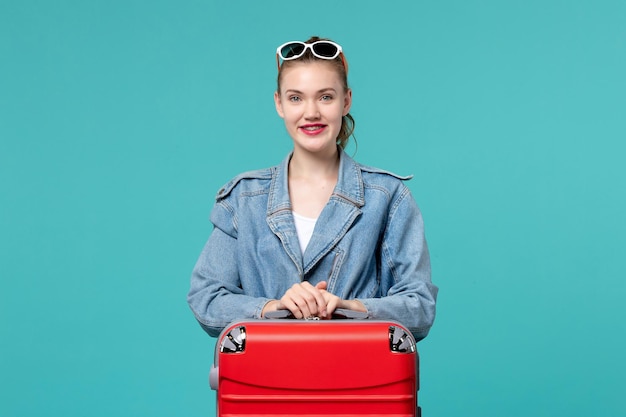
[303,126,322,131]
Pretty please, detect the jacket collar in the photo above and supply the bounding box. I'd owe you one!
[266,148,365,275]
[267,148,365,216]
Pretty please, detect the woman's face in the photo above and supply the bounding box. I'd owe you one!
[274,61,352,157]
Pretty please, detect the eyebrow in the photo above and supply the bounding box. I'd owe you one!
[284,88,338,95]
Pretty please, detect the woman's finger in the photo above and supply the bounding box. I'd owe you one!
[282,282,327,318]
[319,290,341,317]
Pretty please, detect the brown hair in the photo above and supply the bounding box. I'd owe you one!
[276,36,356,150]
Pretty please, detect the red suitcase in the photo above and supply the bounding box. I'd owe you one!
[209,310,420,416]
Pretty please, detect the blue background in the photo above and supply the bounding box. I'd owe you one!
[1,1,625,416]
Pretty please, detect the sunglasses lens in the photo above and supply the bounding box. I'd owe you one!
[312,42,339,58]
[280,43,306,59]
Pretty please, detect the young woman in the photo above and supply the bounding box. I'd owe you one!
[187,37,438,340]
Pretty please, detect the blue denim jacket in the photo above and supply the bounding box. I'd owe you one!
[188,150,438,340]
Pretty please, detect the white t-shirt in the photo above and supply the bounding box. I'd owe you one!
[292,211,317,254]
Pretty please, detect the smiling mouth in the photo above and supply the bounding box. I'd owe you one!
[300,124,326,132]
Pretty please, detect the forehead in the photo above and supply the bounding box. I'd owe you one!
[279,61,344,91]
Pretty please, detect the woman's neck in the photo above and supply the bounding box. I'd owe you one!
[288,148,340,218]
[289,147,340,180]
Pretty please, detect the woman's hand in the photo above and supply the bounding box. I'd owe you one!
[261,281,367,319]
[262,282,328,319]
[316,281,367,317]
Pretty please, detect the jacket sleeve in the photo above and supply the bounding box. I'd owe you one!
[358,187,438,341]
[187,199,271,338]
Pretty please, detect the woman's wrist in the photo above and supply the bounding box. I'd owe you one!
[261,300,280,318]
[339,299,367,313]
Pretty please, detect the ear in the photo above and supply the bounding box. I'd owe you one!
[274,91,284,118]
[342,88,352,116]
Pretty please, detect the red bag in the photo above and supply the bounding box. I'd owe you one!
[209,310,420,416]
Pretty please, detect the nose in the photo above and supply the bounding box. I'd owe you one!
[304,100,321,120]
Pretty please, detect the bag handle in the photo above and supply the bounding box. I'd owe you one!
[264,308,368,320]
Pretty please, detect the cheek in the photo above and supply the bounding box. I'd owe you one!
[329,104,346,121]
[282,106,302,123]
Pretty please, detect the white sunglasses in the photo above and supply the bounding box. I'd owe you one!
[276,40,347,72]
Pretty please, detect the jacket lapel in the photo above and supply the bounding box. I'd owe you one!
[303,151,365,274]
[266,150,366,277]
[266,153,304,276]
